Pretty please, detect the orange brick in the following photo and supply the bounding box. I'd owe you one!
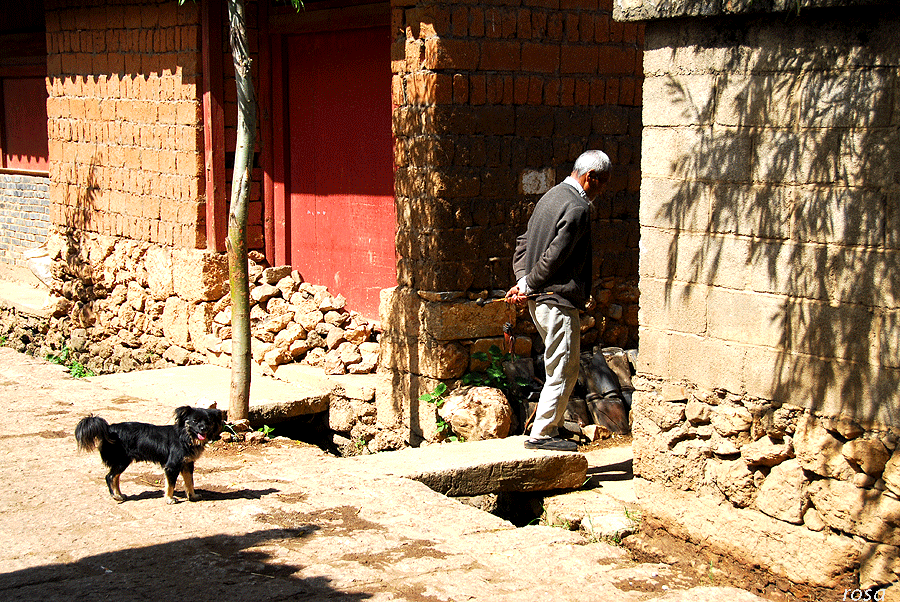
[424,38,479,71]
[547,12,564,40]
[531,76,546,105]
[158,220,173,245]
[503,75,515,104]
[484,8,501,38]
[565,14,580,42]
[404,73,419,104]
[391,41,407,74]
[561,45,598,74]
[392,74,406,106]
[531,11,547,37]
[451,7,468,36]
[158,150,177,174]
[426,72,453,105]
[609,18,624,43]
[619,77,635,106]
[469,7,484,37]
[575,79,590,105]
[452,73,469,104]
[590,79,605,105]
[522,42,559,73]
[469,74,486,105]
[143,195,162,220]
[480,40,521,71]
[605,78,619,104]
[158,102,177,125]
[405,38,424,69]
[514,76,529,104]
[486,74,504,104]
[560,78,575,106]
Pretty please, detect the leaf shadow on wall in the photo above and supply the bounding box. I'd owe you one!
[652,11,899,427]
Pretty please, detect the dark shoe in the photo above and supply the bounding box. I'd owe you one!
[524,437,578,452]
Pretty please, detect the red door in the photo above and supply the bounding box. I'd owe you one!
[283,26,395,319]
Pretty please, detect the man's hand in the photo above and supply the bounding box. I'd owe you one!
[505,284,529,306]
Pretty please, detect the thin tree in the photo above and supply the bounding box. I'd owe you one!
[181,0,301,421]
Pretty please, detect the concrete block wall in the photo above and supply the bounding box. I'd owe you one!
[619,0,900,589]
[44,0,205,249]
[634,3,899,426]
[386,0,644,442]
[0,175,51,267]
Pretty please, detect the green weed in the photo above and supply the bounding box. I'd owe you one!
[419,383,463,442]
[463,345,530,404]
[46,346,96,378]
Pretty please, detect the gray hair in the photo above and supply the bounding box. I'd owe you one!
[572,150,611,176]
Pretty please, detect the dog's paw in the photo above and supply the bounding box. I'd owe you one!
[188,493,202,502]
[165,496,178,505]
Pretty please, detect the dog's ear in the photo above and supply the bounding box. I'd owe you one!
[173,406,192,424]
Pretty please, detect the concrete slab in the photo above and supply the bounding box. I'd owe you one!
[87,364,330,424]
[348,436,588,495]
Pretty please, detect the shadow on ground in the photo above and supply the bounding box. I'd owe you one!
[0,527,377,602]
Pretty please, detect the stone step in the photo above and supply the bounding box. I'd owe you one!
[542,444,640,540]
[346,435,588,496]
[543,489,641,540]
[88,364,330,425]
[271,362,383,402]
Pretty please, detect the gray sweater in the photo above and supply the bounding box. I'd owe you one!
[512,182,592,309]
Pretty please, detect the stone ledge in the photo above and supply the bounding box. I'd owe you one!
[613,0,893,22]
[635,479,861,588]
[87,364,331,425]
[347,436,588,496]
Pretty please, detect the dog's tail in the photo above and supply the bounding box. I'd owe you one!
[75,415,113,452]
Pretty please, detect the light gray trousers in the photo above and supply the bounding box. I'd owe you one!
[528,300,581,439]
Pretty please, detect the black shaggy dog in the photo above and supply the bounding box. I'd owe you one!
[75,406,224,504]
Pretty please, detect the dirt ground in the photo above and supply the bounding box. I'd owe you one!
[0,347,808,602]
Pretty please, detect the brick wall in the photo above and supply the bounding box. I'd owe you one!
[44,0,205,248]
[393,0,643,298]
[619,0,900,588]
[0,174,51,267]
[384,0,644,441]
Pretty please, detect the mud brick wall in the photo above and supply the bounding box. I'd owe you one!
[0,175,51,267]
[617,0,900,589]
[44,0,205,248]
[386,0,644,441]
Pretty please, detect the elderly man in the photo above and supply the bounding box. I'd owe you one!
[506,150,611,451]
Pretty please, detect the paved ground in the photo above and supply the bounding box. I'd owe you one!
[0,347,768,601]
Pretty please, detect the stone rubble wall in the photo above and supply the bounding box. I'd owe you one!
[620,0,900,589]
[33,229,382,377]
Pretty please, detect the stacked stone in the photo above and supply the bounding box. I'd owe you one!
[632,379,900,588]
[204,262,381,376]
[9,231,380,378]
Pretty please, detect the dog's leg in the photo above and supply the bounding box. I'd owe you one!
[182,462,200,501]
[163,465,180,504]
[106,471,125,503]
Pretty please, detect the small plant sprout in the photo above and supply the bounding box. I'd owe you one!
[419,383,463,442]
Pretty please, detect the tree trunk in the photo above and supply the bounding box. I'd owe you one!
[225,0,256,422]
